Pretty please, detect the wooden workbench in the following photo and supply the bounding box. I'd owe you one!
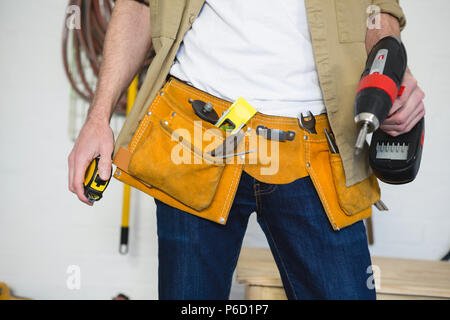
[236,247,450,300]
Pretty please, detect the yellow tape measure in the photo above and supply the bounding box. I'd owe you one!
[84,158,111,202]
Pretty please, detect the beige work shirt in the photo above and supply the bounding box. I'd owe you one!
[113,0,406,187]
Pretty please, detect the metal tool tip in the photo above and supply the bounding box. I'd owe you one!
[354,122,369,155]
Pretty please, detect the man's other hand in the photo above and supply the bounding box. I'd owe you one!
[68,116,114,205]
[380,68,425,136]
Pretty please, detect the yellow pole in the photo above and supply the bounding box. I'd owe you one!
[119,76,138,255]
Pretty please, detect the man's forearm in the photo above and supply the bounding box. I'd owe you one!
[89,0,151,122]
[365,13,401,54]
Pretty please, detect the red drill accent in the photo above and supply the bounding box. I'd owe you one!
[421,129,425,148]
[357,73,398,104]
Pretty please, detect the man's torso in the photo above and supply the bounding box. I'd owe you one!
[169,0,326,118]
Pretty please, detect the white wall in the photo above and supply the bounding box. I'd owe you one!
[0,1,158,299]
[0,1,448,300]
[366,1,450,260]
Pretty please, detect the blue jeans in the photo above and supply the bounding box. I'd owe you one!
[155,171,376,300]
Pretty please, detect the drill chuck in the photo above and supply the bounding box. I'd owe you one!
[354,111,381,154]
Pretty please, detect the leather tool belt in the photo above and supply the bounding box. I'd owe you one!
[113,77,380,230]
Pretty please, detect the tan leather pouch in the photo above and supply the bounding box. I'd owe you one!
[329,153,380,217]
[304,117,380,230]
[113,78,243,225]
[128,95,225,211]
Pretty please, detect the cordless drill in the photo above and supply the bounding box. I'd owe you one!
[354,36,424,184]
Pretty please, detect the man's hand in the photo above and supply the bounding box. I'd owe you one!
[380,68,425,136]
[68,116,114,205]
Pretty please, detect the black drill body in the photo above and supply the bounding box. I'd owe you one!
[354,36,424,184]
[355,36,407,126]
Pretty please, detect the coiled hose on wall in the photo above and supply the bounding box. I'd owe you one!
[62,0,153,114]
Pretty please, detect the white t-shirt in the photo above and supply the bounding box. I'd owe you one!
[169,0,326,118]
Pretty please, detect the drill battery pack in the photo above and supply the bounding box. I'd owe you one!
[369,117,424,184]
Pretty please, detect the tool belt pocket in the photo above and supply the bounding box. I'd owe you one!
[329,153,380,216]
[306,137,380,230]
[127,94,226,211]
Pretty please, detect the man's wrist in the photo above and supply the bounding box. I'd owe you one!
[87,106,113,125]
[365,13,401,54]
[87,90,119,124]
